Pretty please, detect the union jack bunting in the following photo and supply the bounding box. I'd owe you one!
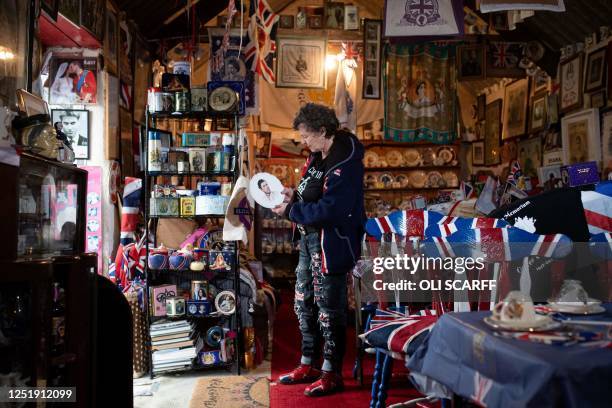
[245,0,279,83]
[361,314,438,355]
[422,227,573,261]
[365,209,444,239]
[120,177,142,245]
[425,216,509,238]
[506,160,521,184]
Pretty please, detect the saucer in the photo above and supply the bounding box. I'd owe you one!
[547,299,605,315]
[484,315,561,332]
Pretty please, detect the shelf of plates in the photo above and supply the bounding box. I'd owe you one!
[144,109,242,378]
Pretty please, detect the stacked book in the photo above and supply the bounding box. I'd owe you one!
[150,320,196,374]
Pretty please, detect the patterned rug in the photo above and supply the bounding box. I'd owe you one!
[189,376,269,408]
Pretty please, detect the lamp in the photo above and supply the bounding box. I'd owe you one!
[0,46,15,60]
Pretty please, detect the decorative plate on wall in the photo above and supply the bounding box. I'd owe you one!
[403,148,421,167]
[385,150,403,167]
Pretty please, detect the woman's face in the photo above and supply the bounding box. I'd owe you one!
[417,82,425,96]
[298,123,328,152]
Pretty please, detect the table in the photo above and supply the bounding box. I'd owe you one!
[407,306,612,407]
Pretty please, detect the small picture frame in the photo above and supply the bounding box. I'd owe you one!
[308,15,323,29]
[489,12,508,31]
[279,14,294,29]
[458,45,486,80]
[324,2,344,29]
[161,73,190,92]
[51,109,90,159]
[191,87,208,112]
[16,89,49,117]
[472,141,485,165]
[254,131,272,158]
[363,19,382,100]
[344,5,359,30]
[590,90,606,109]
[529,92,548,133]
[584,47,607,93]
[477,94,486,122]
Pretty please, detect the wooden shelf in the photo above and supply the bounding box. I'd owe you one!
[365,166,460,172]
[150,111,237,119]
[149,171,234,177]
[364,187,457,192]
[362,140,460,148]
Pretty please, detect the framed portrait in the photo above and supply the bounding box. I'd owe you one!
[517,137,542,178]
[584,47,607,93]
[383,0,463,38]
[344,5,359,30]
[559,53,583,113]
[52,109,90,159]
[542,130,562,152]
[601,109,612,173]
[561,108,601,165]
[16,89,49,116]
[484,99,502,166]
[81,0,105,41]
[279,15,294,29]
[590,90,606,109]
[324,2,344,29]
[458,45,485,80]
[49,56,98,104]
[529,92,547,133]
[191,87,208,112]
[501,140,518,163]
[276,37,326,89]
[41,0,59,20]
[472,141,485,165]
[254,131,272,158]
[546,94,559,125]
[308,15,323,29]
[477,94,486,121]
[502,78,529,140]
[104,4,118,75]
[363,19,382,100]
[533,71,550,94]
[58,0,80,26]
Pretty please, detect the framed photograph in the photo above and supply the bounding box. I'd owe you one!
[52,109,90,159]
[324,2,344,29]
[458,45,486,80]
[41,0,59,20]
[533,71,550,94]
[529,92,547,133]
[383,0,463,38]
[601,109,612,173]
[590,90,606,109]
[559,53,583,113]
[161,73,190,92]
[489,12,508,31]
[254,131,272,158]
[542,130,562,152]
[279,15,294,29]
[191,87,208,112]
[517,137,542,178]
[308,15,323,29]
[344,5,359,30]
[104,5,118,75]
[477,94,486,121]
[561,108,601,165]
[16,89,49,116]
[275,37,326,89]
[81,0,105,41]
[363,19,382,100]
[58,0,80,26]
[502,78,529,140]
[584,47,607,93]
[49,56,98,104]
[472,141,485,165]
[484,99,502,165]
[546,94,559,125]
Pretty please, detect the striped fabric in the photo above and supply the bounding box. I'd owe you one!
[120,177,142,245]
[425,216,509,238]
[581,190,612,235]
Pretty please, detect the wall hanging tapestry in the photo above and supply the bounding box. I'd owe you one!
[385,42,457,143]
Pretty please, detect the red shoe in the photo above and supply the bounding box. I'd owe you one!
[278,364,321,385]
[304,371,344,397]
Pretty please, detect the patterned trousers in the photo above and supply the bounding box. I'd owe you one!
[294,232,348,373]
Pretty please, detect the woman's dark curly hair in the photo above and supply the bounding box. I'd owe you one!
[292,103,339,139]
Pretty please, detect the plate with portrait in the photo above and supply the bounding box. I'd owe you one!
[385,150,403,167]
[409,171,427,188]
[379,173,394,188]
[403,148,421,167]
[364,151,380,167]
[208,86,238,112]
[442,171,459,188]
[436,147,455,164]
[395,174,410,188]
[421,148,435,166]
[249,172,285,208]
[215,290,236,316]
[426,171,443,187]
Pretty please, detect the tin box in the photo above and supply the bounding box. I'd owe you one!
[186,300,211,316]
[208,250,234,273]
[560,161,599,187]
[207,148,229,172]
[150,284,177,317]
[150,197,179,216]
[180,196,195,216]
[189,148,207,173]
[198,350,222,366]
[165,296,186,317]
[181,132,210,147]
[195,195,228,215]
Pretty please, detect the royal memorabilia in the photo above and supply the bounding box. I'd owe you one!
[148,130,169,172]
[165,296,186,317]
[220,182,232,196]
[150,284,177,317]
[11,115,59,160]
[149,197,179,216]
[209,132,222,146]
[180,196,195,216]
[198,350,222,366]
[173,61,191,75]
[191,248,208,270]
[161,73,190,92]
[160,92,175,112]
[207,148,229,172]
[560,161,599,187]
[206,326,224,347]
[215,290,236,315]
[147,87,163,112]
[181,132,209,147]
[209,250,234,273]
[191,87,208,112]
[174,91,190,113]
[191,280,209,300]
[148,245,169,270]
[207,81,244,114]
[198,181,221,195]
[486,291,558,331]
[189,148,207,172]
[169,248,193,270]
[187,300,212,316]
[196,195,228,215]
[152,184,178,198]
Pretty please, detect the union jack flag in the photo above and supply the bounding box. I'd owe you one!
[489,42,521,69]
[366,209,445,239]
[361,313,437,355]
[507,160,521,184]
[120,177,141,245]
[245,0,279,83]
[425,216,509,238]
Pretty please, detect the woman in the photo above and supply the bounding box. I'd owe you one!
[50,62,76,105]
[272,103,365,397]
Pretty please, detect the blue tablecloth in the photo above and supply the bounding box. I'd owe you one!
[407,306,612,407]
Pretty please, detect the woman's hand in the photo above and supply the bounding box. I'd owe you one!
[281,187,294,203]
[272,202,288,215]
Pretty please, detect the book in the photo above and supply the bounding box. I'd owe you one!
[150,332,189,342]
[152,336,191,346]
[152,340,194,351]
[150,319,189,331]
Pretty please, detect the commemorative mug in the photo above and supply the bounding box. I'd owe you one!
[492,291,537,323]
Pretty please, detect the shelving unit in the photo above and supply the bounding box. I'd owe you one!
[144,109,242,378]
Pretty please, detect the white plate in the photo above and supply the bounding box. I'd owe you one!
[547,300,605,315]
[386,150,403,167]
[484,315,561,331]
[364,151,380,168]
[403,149,421,167]
[249,172,285,208]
